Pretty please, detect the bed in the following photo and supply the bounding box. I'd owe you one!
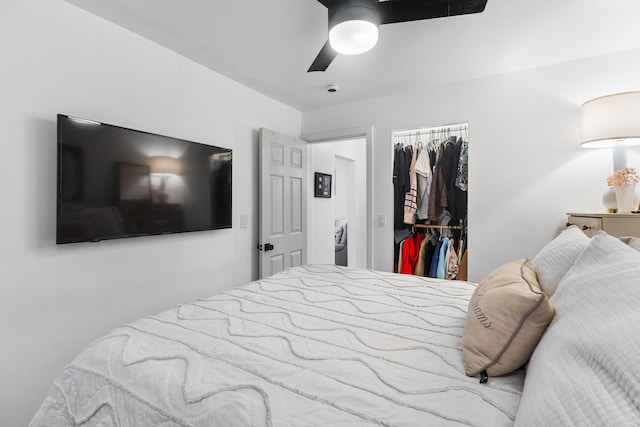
[31,227,640,426]
[30,265,523,426]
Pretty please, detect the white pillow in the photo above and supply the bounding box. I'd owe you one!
[530,225,590,297]
[515,233,640,426]
[619,235,640,252]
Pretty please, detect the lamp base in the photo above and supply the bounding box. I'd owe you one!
[602,187,617,213]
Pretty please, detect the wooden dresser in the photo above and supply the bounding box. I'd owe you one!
[566,212,640,238]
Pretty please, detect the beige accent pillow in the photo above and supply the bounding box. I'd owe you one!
[462,259,554,377]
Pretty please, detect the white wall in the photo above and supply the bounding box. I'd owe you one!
[334,156,350,220]
[302,47,640,282]
[0,1,301,425]
[308,143,335,264]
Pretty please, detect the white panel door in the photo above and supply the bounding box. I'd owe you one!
[259,128,307,278]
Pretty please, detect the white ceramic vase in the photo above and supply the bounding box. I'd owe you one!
[614,183,637,214]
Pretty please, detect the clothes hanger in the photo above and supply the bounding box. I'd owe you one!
[428,130,435,150]
[416,132,424,151]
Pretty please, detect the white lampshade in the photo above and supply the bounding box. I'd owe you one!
[150,156,180,175]
[328,4,380,55]
[580,91,640,148]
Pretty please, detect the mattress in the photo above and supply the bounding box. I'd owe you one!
[31,265,524,426]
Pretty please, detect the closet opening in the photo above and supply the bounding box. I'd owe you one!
[392,123,469,280]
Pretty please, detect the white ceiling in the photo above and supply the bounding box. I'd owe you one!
[65,0,640,112]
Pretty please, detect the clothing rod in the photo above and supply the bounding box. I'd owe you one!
[414,224,463,230]
[392,123,468,137]
[393,128,468,139]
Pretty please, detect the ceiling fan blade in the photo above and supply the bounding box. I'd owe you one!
[378,0,488,25]
[307,41,338,72]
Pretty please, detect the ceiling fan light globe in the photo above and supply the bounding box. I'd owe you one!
[329,20,379,55]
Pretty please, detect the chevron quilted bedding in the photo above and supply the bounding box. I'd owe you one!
[30,265,524,426]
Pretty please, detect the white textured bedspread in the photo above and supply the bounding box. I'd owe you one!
[31,265,523,426]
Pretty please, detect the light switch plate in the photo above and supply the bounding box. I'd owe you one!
[240,214,248,228]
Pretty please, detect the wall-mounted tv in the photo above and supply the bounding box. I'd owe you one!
[57,114,232,244]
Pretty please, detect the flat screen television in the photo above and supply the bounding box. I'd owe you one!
[57,114,232,244]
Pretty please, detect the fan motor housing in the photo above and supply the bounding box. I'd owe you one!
[328,0,380,28]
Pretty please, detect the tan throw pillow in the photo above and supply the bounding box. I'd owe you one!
[462,259,554,378]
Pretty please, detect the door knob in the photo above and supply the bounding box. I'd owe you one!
[258,243,275,251]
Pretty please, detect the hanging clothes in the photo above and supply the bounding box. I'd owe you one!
[423,234,438,277]
[436,237,450,279]
[414,148,432,220]
[415,236,427,276]
[455,139,469,191]
[458,249,468,281]
[444,137,467,228]
[393,144,413,229]
[429,139,437,171]
[414,232,433,276]
[400,232,424,274]
[428,144,449,221]
[393,124,468,281]
[397,236,404,273]
[429,136,457,221]
[443,137,461,221]
[451,138,469,232]
[447,243,460,280]
[394,228,412,273]
[403,147,418,225]
[428,238,443,278]
[456,221,468,280]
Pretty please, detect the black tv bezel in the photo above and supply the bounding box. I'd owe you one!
[56,114,233,244]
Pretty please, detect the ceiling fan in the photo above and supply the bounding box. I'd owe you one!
[308,0,488,72]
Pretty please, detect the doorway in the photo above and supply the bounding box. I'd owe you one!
[307,137,367,268]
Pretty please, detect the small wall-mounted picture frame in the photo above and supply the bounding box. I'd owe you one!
[314,172,332,198]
